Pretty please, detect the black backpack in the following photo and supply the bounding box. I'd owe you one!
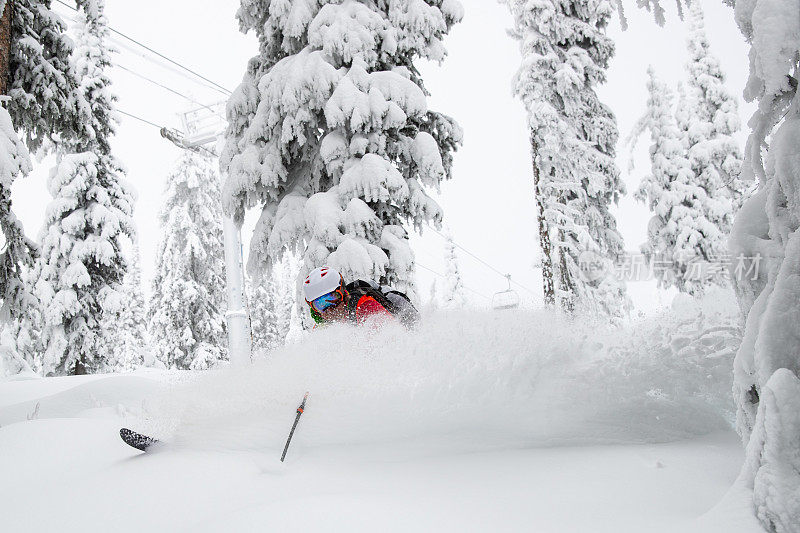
[345,280,419,328]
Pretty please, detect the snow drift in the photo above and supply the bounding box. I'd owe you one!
[137,292,739,454]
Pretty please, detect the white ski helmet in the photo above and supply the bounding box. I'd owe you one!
[303,266,344,301]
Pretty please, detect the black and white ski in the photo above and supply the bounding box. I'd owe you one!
[121,393,309,457]
[120,428,159,452]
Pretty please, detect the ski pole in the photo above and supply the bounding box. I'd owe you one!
[281,392,309,462]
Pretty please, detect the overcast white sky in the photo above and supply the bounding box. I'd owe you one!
[12,0,753,314]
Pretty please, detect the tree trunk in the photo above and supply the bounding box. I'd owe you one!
[0,0,11,97]
[530,133,555,307]
[557,229,576,314]
[73,356,87,375]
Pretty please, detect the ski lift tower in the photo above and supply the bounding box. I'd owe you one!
[161,101,252,366]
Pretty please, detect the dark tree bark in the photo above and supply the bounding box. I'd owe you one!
[557,229,575,314]
[532,132,575,314]
[531,134,555,308]
[0,0,11,96]
[73,356,87,375]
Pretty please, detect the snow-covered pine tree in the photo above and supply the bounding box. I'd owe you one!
[723,0,800,528]
[673,82,692,137]
[441,229,465,308]
[0,0,82,331]
[630,67,726,295]
[682,2,746,213]
[36,154,132,375]
[247,275,279,354]
[35,0,134,375]
[2,262,41,374]
[221,0,464,312]
[105,242,148,371]
[149,151,226,370]
[248,252,301,352]
[275,253,299,338]
[427,278,439,310]
[505,0,629,319]
[0,102,34,327]
[71,0,118,154]
[6,0,81,152]
[630,1,798,526]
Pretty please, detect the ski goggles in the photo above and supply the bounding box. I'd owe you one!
[308,287,344,313]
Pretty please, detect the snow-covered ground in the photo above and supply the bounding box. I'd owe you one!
[0,307,763,532]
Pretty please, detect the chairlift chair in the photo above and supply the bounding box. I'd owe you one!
[492,274,520,310]
[179,101,227,149]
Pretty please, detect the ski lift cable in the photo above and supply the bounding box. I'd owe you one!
[113,63,227,120]
[108,36,231,96]
[117,109,163,130]
[417,261,491,301]
[53,6,229,97]
[115,109,217,158]
[55,0,233,96]
[416,261,492,301]
[426,225,538,297]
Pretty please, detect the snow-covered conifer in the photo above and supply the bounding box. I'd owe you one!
[724,0,800,528]
[247,276,279,354]
[0,94,39,377]
[1,261,41,374]
[275,253,299,339]
[105,243,148,371]
[6,0,81,151]
[149,151,226,370]
[632,1,800,527]
[35,0,135,375]
[427,279,439,310]
[0,104,35,323]
[71,0,117,153]
[249,253,300,352]
[505,0,629,319]
[441,230,465,308]
[674,83,692,135]
[36,153,133,375]
[630,67,726,295]
[682,2,746,212]
[221,0,464,307]
[1,0,82,328]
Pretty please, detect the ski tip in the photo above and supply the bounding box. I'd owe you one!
[120,427,159,452]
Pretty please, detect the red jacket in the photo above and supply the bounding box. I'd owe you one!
[310,293,393,328]
[353,294,393,324]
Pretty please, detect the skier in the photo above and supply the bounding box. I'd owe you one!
[303,266,418,327]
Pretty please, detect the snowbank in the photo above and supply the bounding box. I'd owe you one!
[0,416,752,533]
[0,291,758,533]
[139,295,739,453]
[0,372,173,426]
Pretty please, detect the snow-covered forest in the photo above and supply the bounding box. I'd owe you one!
[0,0,798,531]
